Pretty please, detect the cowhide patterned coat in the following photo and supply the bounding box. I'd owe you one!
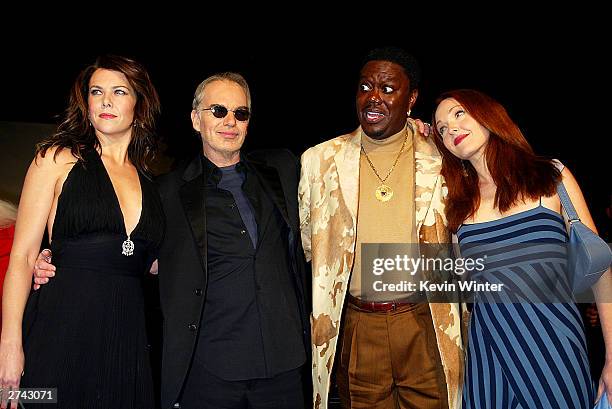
[298,121,464,409]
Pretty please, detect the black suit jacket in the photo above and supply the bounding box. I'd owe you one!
[156,149,310,409]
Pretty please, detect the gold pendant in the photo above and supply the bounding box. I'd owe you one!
[375,184,393,202]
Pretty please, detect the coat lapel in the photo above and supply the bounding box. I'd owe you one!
[179,155,207,274]
[249,159,292,232]
[412,119,443,233]
[334,128,361,222]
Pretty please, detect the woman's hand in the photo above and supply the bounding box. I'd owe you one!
[0,341,24,409]
[596,358,612,406]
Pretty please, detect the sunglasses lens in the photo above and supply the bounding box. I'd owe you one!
[205,105,249,121]
[234,109,250,121]
[211,105,228,119]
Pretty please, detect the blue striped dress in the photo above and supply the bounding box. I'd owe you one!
[458,205,594,409]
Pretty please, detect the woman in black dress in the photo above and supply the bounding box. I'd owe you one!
[0,55,163,408]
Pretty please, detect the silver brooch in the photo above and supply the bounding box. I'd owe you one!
[122,236,134,256]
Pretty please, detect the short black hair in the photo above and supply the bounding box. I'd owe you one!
[362,46,421,89]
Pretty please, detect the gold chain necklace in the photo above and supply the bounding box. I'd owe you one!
[360,131,409,202]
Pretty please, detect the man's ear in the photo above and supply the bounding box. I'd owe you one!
[409,89,419,110]
[191,110,201,132]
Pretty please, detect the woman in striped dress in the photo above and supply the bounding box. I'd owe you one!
[432,89,612,408]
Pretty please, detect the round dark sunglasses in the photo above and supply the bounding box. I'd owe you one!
[200,104,250,121]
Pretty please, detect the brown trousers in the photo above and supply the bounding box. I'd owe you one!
[336,301,448,409]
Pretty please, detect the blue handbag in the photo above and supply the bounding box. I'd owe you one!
[557,181,612,293]
[595,392,612,409]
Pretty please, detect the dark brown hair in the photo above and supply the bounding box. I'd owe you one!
[36,55,161,173]
[431,89,561,232]
[362,46,421,90]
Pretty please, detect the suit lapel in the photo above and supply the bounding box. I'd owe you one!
[249,159,292,232]
[179,156,207,274]
[334,128,361,222]
[411,119,443,233]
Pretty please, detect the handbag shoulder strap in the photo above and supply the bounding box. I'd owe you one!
[557,181,580,222]
[551,159,565,172]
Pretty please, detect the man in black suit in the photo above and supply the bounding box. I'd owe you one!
[156,72,310,409]
[34,72,310,409]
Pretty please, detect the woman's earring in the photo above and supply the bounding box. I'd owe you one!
[407,109,412,117]
[461,161,469,177]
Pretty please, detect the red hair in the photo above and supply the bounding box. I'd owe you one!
[431,89,560,232]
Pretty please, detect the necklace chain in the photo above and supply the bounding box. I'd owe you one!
[360,131,410,183]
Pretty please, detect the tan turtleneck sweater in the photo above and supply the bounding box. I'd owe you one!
[349,124,418,301]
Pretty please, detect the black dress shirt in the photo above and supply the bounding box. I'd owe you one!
[195,155,305,381]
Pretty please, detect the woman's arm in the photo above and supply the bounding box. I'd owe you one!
[560,167,612,403]
[0,148,70,390]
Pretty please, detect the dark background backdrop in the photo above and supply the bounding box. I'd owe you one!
[0,27,609,230]
[0,17,608,408]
